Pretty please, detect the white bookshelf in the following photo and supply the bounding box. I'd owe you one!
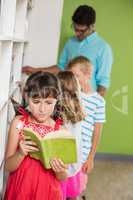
[0,104,8,195]
[9,42,24,96]
[0,0,16,37]
[0,0,30,194]
[14,0,28,39]
[0,41,13,101]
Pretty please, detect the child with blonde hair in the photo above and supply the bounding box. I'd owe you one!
[57,71,85,200]
[68,56,106,200]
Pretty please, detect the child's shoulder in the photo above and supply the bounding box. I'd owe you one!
[81,92,105,106]
[63,121,82,131]
[10,115,24,129]
[56,127,72,136]
[59,125,69,132]
[14,115,23,122]
[93,92,106,105]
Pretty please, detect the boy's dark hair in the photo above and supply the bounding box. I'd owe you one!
[72,5,96,27]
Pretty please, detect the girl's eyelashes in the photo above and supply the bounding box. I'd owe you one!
[46,101,54,105]
[45,100,57,105]
[32,99,40,104]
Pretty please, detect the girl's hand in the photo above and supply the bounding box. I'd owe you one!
[50,158,68,180]
[50,158,67,173]
[82,159,94,174]
[18,136,39,156]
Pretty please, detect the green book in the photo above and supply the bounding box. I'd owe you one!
[23,128,77,169]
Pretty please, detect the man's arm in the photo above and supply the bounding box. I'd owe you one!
[22,65,60,75]
[22,39,70,75]
[96,44,113,96]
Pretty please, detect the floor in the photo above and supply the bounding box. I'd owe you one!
[84,159,133,200]
[1,159,133,200]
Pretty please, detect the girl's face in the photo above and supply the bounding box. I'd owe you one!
[28,97,57,123]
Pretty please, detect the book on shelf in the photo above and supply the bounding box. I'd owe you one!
[24,128,77,169]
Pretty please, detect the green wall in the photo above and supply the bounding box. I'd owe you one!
[59,0,133,154]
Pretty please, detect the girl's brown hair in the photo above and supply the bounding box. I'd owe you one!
[24,71,62,118]
[57,71,85,124]
[24,71,61,99]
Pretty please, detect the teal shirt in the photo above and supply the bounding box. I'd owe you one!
[58,32,113,91]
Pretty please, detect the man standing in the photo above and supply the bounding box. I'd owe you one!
[22,5,113,96]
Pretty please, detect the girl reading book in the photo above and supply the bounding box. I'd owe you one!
[57,71,85,200]
[4,72,68,200]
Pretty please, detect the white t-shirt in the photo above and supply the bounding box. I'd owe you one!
[64,122,82,177]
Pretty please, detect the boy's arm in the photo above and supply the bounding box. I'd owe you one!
[82,123,103,173]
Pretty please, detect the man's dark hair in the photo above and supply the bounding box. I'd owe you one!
[72,5,96,27]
